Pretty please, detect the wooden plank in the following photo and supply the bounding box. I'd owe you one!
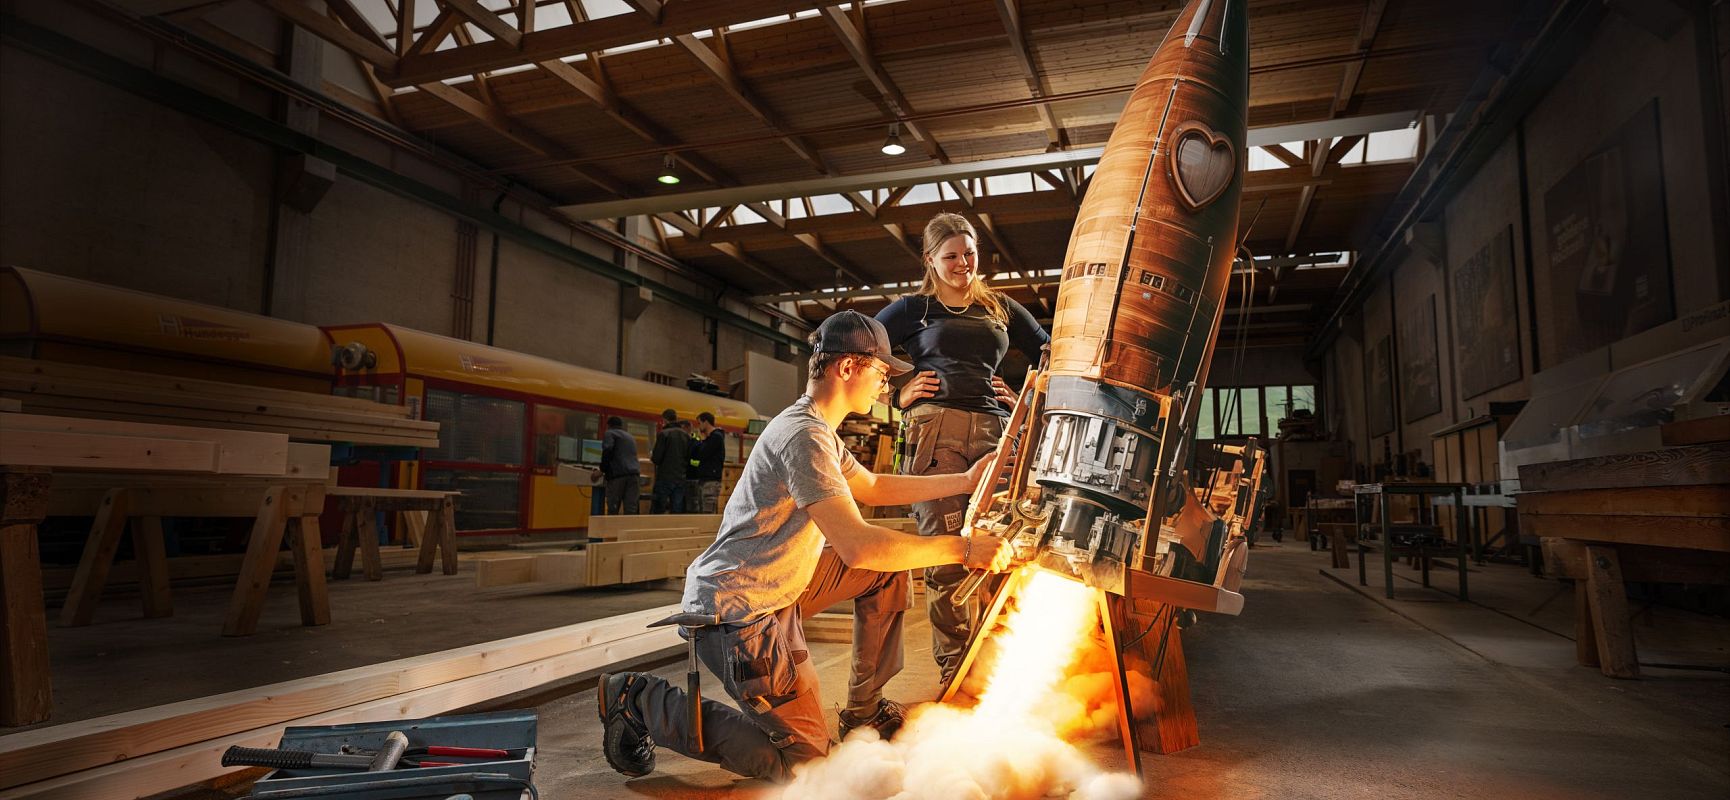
[1516,485,1730,517]
[1582,545,1640,679]
[1518,512,1730,552]
[474,556,536,588]
[619,548,702,583]
[48,484,317,519]
[1144,625,1199,753]
[2,413,291,476]
[1541,538,1730,584]
[531,551,589,585]
[803,612,853,643]
[60,489,131,627]
[0,357,410,418]
[590,526,698,542]
[1661,415,1730,446]
[586,536,715,586]
[326,486,453,500]
[1517,443,1730,491]
[0,374,437,431]
[0,605,679,792]
[6,396,437,448]
[0,429,220,474]
[586,513,721,539]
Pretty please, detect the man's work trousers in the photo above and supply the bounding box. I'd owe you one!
[695,479,721,513]
[605,475,639,515]
[900,404,1004,684]
[651,478,686,514]
[628,547,910,782]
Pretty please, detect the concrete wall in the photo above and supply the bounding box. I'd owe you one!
[1320,8,1729,475]
[0,6,801,415]
[0,47,273,312]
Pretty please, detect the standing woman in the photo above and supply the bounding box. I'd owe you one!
[875,212,1049,684]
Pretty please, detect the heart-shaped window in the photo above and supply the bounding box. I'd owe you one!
[1170,122,1235,211]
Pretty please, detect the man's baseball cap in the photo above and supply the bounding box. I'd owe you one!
[812,310,913,375]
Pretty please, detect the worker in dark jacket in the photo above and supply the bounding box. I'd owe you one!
[650,409,690,513]
[689,411,726,512]
[600,416,640,515]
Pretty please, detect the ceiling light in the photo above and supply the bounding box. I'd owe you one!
[880,123,906,156]
[657,154,681,185]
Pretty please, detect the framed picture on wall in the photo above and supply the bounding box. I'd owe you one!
[1542,99,1675,364]
[1453,226,1523,398]
[1398,295,1443,423]
[1367,335,1395,437]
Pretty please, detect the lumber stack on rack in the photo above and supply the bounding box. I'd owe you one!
[0,606,681,798]
[0,356,439,448]
[0,413,295,475]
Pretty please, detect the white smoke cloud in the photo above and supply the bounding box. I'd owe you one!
[773,570,1148,800]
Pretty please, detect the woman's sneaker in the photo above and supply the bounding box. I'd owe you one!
[837,698,908,741]
[597,672,655,777]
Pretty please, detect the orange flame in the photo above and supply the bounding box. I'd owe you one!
[776,569,1143,800]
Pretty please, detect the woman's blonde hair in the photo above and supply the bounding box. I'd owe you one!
[918,212,1008,324]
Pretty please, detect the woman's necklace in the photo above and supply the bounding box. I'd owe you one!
[934,293,971,314]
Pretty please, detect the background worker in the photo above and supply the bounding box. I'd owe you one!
[649,408,690,513]
[874,212,1050,686]
[600,416,640,515]
[690,411,725,513]
[597,310,1013,784]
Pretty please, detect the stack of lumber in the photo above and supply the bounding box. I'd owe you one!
[0,357,438,448]
[0,412,311,476]
[0,606,680,798]
[477,514,722,590]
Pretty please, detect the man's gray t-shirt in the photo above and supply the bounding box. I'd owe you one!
[682,395,862,623]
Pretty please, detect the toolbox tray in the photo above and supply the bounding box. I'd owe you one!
[244,709,536,800]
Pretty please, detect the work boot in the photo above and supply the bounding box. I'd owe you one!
[598,672,655,777]
[837,698,908,741]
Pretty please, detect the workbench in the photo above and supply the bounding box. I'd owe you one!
[327,486,460,581]
[1516,440,1730,678]
[1354,481,1470,600]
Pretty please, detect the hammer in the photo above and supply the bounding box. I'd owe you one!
[648,611,720,753]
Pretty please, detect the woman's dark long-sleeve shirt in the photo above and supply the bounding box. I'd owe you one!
[875,294,1049,416]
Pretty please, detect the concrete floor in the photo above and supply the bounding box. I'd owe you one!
[22,540,1729,799]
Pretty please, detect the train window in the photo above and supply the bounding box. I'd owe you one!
[625,418,655,464]
[425,389,525,465]
[422,469,520,531]
[534,407,598,467]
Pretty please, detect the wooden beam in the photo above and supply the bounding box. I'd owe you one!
[1260,143,1305,168]
[391,0,848,86]
[1517,444,1730,492]
[671,33,828,173]
[442,0,521,48]
[743,202,878,286]
[820,5,947,162]
[1582,545,1640,678]
[260,0,398,69]
[323,0,391,52]
[993,0,1063,149]
[1518,513,1730,553]
[1333,0,1390,116]
[405,7,460,58]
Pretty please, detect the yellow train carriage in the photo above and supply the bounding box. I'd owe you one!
[322,323,759,535]
[0,266,332,391]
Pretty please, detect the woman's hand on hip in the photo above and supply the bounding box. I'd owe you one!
[991,376,1017,410]
[898,370,939,408]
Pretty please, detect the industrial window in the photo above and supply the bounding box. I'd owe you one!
[1195,383,1318,442]
[533,407,599,468]
[424,389,525,466]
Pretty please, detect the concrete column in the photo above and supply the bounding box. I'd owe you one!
[263,21,331,321]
